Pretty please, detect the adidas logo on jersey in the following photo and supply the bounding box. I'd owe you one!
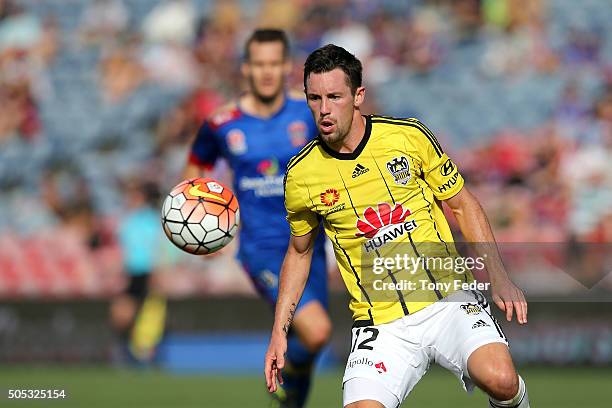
[352,163,369,178]
[472,320,490,329]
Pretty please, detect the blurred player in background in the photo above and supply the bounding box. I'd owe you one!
[110,179,167,365]
[266,44,530,408]
[184,29,331,407]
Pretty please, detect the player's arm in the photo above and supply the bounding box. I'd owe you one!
[183,121,218,179]
[265,168,319,392]
[183,162,208,180]
[444,187,527,324]
[411,119,526,324]
[264,230,316,392]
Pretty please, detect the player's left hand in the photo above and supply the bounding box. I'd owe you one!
[264,332,287,393]
[491,278,527,325]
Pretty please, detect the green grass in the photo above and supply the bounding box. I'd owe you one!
[0,365,610,407]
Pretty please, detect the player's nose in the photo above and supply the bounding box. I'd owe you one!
[320,97,331,114]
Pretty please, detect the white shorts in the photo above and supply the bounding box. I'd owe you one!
[342,290,508,408]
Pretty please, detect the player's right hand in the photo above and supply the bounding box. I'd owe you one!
[264,332,287,393]
[491,277,528,325]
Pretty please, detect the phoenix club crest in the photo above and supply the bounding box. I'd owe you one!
[386,156,411,185]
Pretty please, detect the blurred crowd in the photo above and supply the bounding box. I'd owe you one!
[0,0,611,298]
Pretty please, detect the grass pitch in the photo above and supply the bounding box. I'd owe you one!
[0,365,610,407]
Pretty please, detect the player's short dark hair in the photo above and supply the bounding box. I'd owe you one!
[244,29,290,61]
[303,44,362,95]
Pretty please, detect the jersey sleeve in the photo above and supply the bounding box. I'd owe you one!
[188,121,220,170]
[413,120,464,200]
[284,169,320,236]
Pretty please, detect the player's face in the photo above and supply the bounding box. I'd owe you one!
[305,68,363,146]
[242,41,290,103]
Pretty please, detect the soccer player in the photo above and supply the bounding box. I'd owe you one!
[185,29,331,407]
[265,44,530,408]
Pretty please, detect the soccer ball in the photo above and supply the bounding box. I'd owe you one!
[161,177,240,255]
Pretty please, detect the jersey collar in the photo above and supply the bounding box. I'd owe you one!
[319,115,372,160]
[237,92,289,120]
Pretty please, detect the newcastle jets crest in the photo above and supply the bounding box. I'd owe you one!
[386,156,411,185]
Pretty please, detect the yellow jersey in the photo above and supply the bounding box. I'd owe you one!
[284,115,475,325]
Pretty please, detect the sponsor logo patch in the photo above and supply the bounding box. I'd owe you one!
[347,357,374,369]
[440,159,455,176]
[355,203,418,252]
[322,203,346,216]
[320,188,340,206]
[227,129,247,155]
[375,361,387,374]
[288,120,308,147]
[438,172,459,193]
[238,176,284,197]
[256,158,279,176]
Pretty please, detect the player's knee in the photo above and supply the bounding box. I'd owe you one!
[345,400,386,408]
[484,368,519,401]
[303,318,332,353]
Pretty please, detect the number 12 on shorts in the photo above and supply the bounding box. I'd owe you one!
[351,327,379,352]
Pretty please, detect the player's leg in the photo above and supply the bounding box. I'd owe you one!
[467,343,529,407]
[291,300,331,354]
[342,319,428,408]
[464,290,530,407]
[129,292,167,363]
[345,403,385,408]
[110,293,137,333]
[343,378,395,408]
[109,274,149,363]
[110,274,151,332]
[431,290,530,407]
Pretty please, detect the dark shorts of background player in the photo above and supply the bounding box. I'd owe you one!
[242,251,328,312]
[125,273,151,300]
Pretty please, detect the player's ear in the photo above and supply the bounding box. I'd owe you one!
[283,59,292,76]
[241,61,250,78]
[353,86,365,107]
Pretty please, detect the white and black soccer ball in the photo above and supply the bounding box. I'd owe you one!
[161,178,239,255]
